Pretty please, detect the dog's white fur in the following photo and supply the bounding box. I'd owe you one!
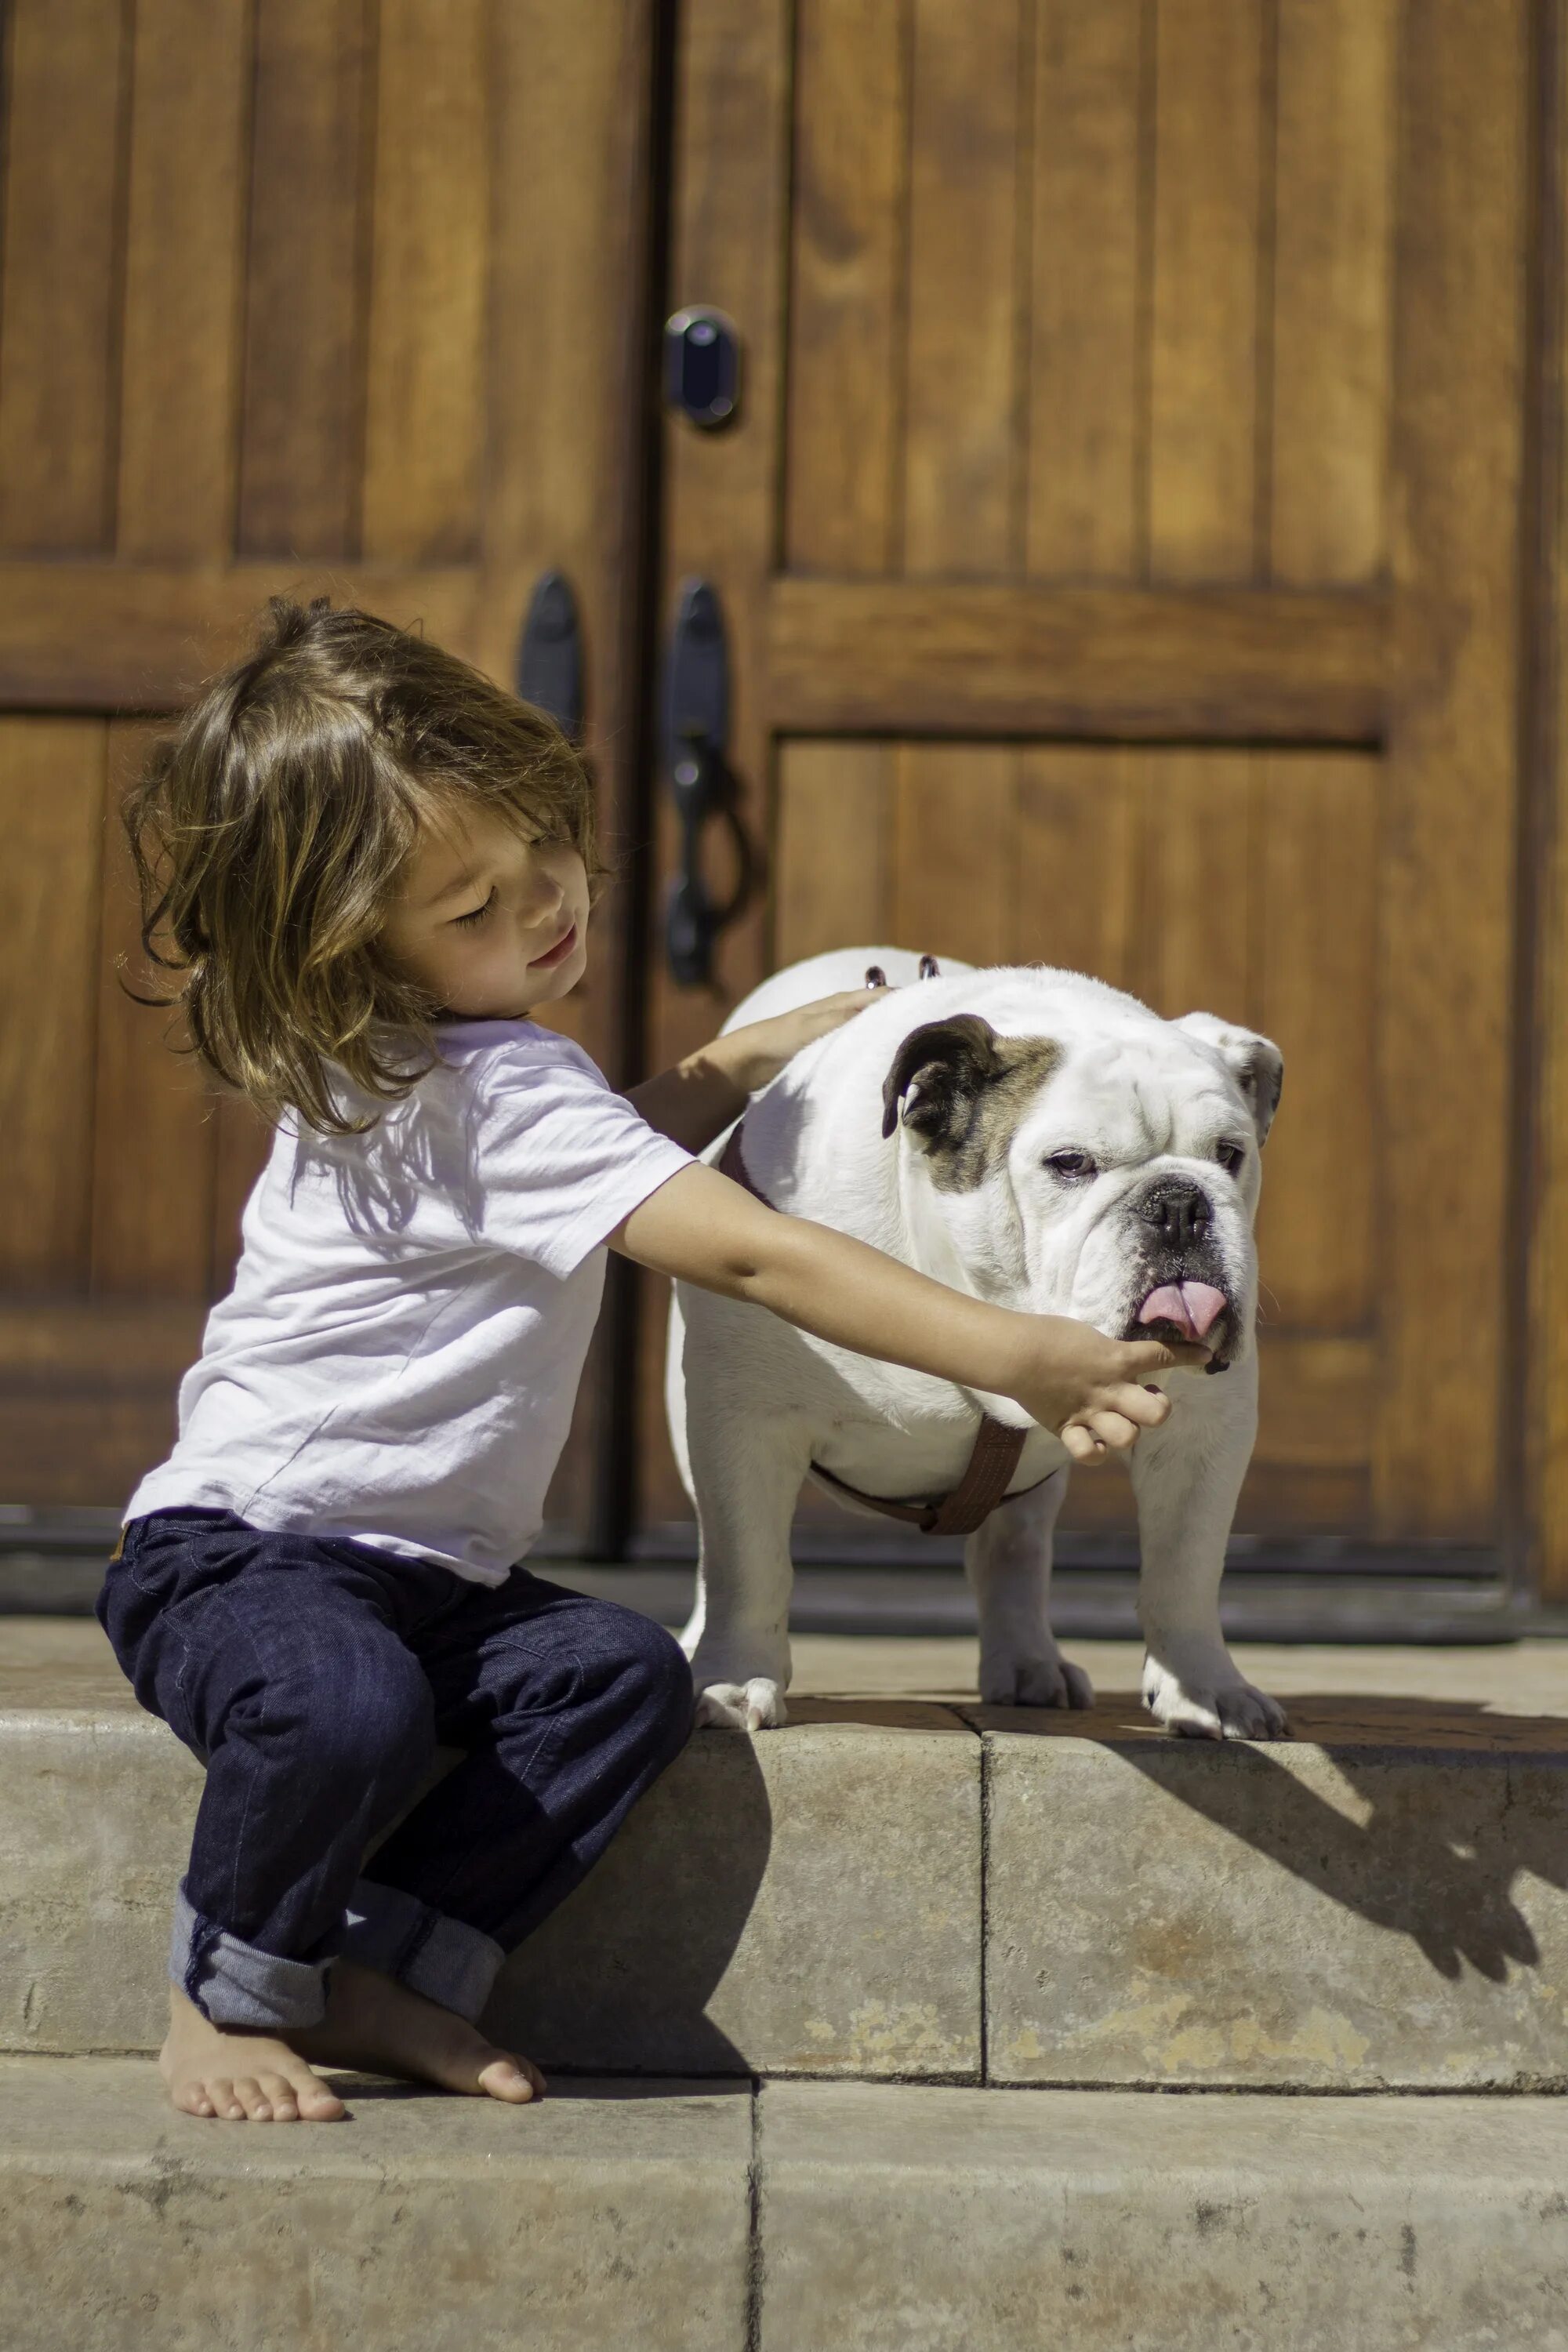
[666,948,1287,1740]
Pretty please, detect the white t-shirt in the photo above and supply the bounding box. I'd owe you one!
[126,1023,692,1584]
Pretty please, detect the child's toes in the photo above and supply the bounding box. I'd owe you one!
[257,2071,299,2121]
[233,2075,274,2120]
[208,2077,245,2120]
[476,2052,542,2103]
[294,2074,347,2122]
[175,2082,216,2118]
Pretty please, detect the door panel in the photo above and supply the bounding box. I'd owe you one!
[784,0,1393,594]
[638,0,1525,1564]
[0,0,659,1537]
[766,738,1379,1540]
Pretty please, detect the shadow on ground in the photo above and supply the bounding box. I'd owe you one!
[982,1690,1568,1984]
[484,1732,772,2074]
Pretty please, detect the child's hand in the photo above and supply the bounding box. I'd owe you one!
[710,988,882,1096]
[1002,1319,1212,1464]
[627,989,883,1153]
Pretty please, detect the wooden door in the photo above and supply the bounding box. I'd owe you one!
[0,0,658,1549]
[637,0,1528,1565]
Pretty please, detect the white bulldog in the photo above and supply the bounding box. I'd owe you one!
[667,947,1289,1741]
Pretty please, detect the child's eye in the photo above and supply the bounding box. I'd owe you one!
[452,889,497,930]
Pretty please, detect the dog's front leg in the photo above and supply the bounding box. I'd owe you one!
[1128,1353,1289,1740]
[965,1468,1091,1708]
[679,1341,812,1731]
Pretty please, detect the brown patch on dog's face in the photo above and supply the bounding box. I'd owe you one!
[880,1015,1062,1192]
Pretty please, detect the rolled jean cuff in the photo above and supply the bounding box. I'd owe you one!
[169,1882,328,2030]
[341,1877,506,2022]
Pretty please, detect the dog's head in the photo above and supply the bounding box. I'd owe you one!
[880,1002,1282,1368]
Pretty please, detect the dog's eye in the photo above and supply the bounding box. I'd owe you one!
[1216,1141,1247,1176]
[1045,1150,1097,1182]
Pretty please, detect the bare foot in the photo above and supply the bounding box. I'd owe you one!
[160,1985,347,2123]
[291,1959,545,2103]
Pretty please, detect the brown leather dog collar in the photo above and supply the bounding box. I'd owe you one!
[717,1120,1045,1537]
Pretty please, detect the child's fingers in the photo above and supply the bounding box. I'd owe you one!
[1118,1336,1212,1377]
[1100,1381,1174,1430]
[1083,1409,1141,1453]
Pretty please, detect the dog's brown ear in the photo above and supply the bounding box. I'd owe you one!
[880,1015,1006,1142]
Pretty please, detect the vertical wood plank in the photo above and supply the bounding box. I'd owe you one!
[644,0,797,1528]
[783,0,908,575]
[238,0,372,557]
[91,724,219,1297]
[0,723,106,1286]
[902,0,1025,576]
[775,742,892,964]
[1377,0,1526,1535]
[1270,0,1394,584]
[1253,754,1377,1330]
[118,0,250,559]
[1139,750,1257,1022]
[485,0,659,1087]
[1148,0,1265,581]
[1530,0,1568,1597]
[1026,0,1144,579]
[892,744,1017,965]
[0,0,127,553]
[652,0,793,1075]
[1015,746,1142,985]
[361,0,488,563]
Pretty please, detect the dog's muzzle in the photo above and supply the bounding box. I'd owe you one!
[1123,1177,1237,1370]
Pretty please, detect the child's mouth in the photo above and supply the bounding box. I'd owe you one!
[528,922,579,971]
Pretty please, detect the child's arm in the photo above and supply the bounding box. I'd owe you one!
[611,1162,1207,1462]
[626,991,879,1155]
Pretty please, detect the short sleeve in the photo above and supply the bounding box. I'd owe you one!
[473,1042,694,1279]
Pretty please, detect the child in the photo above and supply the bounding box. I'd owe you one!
[100,598,1196,2126]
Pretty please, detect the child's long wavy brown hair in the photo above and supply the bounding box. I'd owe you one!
[126,597,602,1135]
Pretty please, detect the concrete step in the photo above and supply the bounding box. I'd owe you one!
[5,2056,1568,2351]
[8,1622,1568,2089]
[0,2056,751,2352]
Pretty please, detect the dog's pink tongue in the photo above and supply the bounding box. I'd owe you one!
[1139,1282,1227,1341]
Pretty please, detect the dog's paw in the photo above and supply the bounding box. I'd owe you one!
[695,1678,788,1732]
[1142,1652,1290,1741]
[980,1652,1094,1710]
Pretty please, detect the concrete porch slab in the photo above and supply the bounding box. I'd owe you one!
[10,1622,1568,2089]
[981,1693,1568,2088]
[491,1697,982,2078]
[0,2055,751,2352]
[0,1661,982,2078]
[757,2078,1568,2352]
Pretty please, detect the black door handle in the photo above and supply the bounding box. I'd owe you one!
[662,581,753,985]
[516,570,583,742]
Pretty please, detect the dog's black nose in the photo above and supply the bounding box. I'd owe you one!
[1135,1177,1211,1250]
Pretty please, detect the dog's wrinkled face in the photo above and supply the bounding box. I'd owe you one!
[882,1009,1282,1369]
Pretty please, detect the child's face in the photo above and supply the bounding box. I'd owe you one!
[380,804,590,1021]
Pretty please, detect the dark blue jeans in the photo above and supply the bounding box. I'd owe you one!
[98,1509,692,2031]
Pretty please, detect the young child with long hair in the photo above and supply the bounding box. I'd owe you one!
[101,599,1196,2125]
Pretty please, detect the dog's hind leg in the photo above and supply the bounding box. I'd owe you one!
[965,1468,1091,1708]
